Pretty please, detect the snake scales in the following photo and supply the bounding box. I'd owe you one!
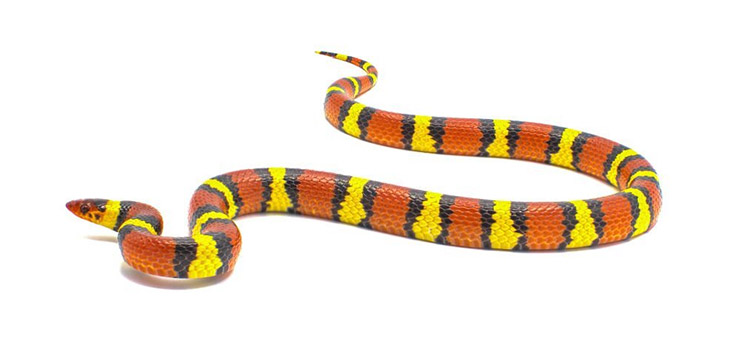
[66,52,661,278]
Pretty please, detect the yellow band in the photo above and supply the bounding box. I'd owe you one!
[120,218,157,235]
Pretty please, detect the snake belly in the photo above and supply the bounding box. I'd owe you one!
[66,51,662,279]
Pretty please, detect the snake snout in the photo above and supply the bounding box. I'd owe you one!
[66,200,81,214]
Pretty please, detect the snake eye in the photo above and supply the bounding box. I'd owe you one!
[80,204,90,214]
[97,204,107,212]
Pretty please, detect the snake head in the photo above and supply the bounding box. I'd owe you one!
[66,199,111,225]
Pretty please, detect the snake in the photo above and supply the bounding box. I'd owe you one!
[66,51,662,279]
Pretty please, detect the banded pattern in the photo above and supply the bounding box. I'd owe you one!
[318,51,660,249]
[66,52,661,279]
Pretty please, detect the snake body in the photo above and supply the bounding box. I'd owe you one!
[66,52,662,279]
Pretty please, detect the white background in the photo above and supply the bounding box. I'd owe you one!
[1,1,748,348]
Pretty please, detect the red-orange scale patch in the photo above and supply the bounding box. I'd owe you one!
[524,202,567,250]
[369,183,411,237]
[230,170,265,215]
[445,197,484,248]
[598,194,635,245]
[324,93,348,128]
[576,136,617,181]
[355,75,373,96]
[364,110,406,149]
[513,122,552,162]
[296,170,338,220]
[440,118,482,156]
[120,233,177,278]
[189,188,228,218]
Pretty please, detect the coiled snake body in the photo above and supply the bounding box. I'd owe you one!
[67,52,662,278]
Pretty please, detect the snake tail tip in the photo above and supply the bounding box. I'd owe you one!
[315,50,336,57]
